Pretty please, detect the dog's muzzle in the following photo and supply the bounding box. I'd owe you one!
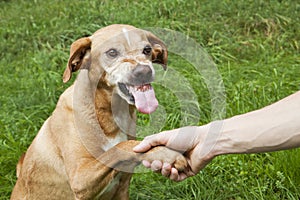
[118,65,158,114]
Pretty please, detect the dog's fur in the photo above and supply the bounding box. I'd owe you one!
[10,24,187,200]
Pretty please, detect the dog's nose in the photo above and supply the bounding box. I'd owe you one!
[131,64,153,84]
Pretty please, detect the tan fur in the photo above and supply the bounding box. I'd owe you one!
[11,24,187,200]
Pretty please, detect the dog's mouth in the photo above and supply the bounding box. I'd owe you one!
[118,83,158,114]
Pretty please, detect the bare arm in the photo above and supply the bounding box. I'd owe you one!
[216,91,300,155]
[134,91,300,181]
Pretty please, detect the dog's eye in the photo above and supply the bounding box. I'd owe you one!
[143,45,152,56]
[106,49,119,58]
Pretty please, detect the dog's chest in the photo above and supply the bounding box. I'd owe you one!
[96,171,124,199]
[102,132,128,151]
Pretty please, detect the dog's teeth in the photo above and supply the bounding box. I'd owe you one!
[134,84,152,92]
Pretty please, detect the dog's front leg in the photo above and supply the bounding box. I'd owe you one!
[66,140,187,200]
[66,155,130,200]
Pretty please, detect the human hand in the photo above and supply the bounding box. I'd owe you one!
[133,125,215,181]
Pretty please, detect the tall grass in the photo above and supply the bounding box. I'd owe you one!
[1,0,299,199]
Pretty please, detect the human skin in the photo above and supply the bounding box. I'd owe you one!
[133,91,300,181]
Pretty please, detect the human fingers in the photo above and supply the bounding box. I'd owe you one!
[142,160,151,168]
[168,167,192,182]
[150,160,163,172]
[133,140,153,152]
[142,159,194,181]
[161,163,172,177]
[133,133,169,153]
[141,160,173,177]
[169,168,179,181]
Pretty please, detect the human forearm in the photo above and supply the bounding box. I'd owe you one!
[212,91,300,156]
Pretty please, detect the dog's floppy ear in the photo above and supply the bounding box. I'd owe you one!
[63,37,92,83]
[147,32,168,70]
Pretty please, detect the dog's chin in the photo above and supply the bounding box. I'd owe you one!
[117,82,158,114]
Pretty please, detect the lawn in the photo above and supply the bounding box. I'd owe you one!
[1,0,300,199]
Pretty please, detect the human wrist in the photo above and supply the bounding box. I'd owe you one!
[194,122,223,160]
[204,118,249,157]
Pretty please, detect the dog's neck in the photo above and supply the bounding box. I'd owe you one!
[74,70,136,139]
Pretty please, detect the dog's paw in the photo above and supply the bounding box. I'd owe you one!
[173,154,188,172]
[143,146,188,172]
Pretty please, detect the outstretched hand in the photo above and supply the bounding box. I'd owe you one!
[133,126,214,181]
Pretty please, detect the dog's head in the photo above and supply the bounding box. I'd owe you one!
[63,24,167,114]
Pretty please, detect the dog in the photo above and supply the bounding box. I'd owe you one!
[10,24,187,200]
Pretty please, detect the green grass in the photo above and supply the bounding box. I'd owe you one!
[1,0,300,199]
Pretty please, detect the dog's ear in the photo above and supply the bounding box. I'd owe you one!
[147,32,168,70]
[63,37,92,83]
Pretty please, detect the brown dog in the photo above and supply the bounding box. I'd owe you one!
[10,24,187,200]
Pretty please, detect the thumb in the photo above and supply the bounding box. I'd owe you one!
[133,141,152,152]
[133,133,168,153]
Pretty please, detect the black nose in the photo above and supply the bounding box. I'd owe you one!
[130,64,153,85]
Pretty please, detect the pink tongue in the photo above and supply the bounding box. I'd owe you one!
[132,87,158,114]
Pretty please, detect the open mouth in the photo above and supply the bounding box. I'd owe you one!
[118,83,158,114]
